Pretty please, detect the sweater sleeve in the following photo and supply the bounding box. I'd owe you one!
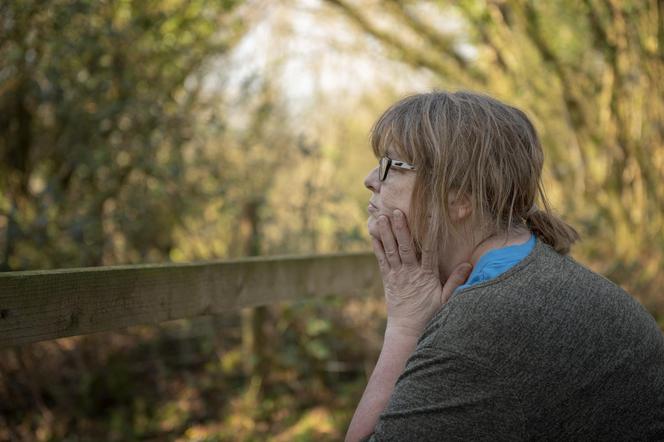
[359,345,526,442]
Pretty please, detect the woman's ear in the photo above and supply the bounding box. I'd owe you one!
[448,191,472,222]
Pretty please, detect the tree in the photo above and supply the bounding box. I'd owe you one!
[0,0,246,270]
[324,0,664,306]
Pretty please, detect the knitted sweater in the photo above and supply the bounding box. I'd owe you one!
[362,236,664,441]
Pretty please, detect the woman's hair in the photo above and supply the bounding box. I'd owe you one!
[370,90,580,255]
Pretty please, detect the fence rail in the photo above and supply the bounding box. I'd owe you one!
[0,252,382,348]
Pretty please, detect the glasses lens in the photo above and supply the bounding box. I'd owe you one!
[379,157,389,181]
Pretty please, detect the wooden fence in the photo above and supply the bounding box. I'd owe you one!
[0,252,382,348]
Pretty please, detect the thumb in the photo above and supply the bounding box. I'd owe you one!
[441,262,473,304]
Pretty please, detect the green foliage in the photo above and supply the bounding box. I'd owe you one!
[324,0,664,307]
[1,0,663,440]
[0,299,382,440]
[0,0,243,269]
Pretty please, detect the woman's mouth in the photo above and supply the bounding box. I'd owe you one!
[368,202,379,213]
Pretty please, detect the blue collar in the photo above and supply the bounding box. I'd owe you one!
[454,232,536,293]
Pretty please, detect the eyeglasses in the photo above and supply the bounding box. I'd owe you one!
[379,156,416,181]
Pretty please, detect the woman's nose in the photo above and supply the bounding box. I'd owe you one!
[364,166,380,192]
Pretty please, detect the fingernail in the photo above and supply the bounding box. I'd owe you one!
[393,210,401,218]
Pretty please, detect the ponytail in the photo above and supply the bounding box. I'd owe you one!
[525,201,580,255]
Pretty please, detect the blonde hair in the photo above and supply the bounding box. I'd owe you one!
[370,90,580,255]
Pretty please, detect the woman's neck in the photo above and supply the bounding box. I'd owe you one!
[468,227,532,267]
[438,226,532,282]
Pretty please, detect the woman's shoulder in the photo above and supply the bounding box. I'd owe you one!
[503,236,638,308]
[421,239,662,353]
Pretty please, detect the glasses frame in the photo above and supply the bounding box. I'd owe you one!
[379,156,416,181]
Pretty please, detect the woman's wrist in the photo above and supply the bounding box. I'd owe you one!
[345,320,419,442]
[385,319,425,340]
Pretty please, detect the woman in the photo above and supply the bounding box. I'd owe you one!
[347,91,664,441]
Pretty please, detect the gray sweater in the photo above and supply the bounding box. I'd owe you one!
[362,237,664,441]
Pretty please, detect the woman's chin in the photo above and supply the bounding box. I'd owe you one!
[367,217,381,240]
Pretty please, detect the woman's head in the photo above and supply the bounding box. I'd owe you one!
[364,90,580,255]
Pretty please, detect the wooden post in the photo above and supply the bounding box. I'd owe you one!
[240,199,271,386]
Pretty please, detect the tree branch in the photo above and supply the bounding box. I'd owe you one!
[383,0,487,84]
[323,0,468,82]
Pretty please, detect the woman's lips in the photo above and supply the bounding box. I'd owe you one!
[368,202,379,213]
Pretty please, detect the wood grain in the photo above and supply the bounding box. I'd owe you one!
[0,252,382,347]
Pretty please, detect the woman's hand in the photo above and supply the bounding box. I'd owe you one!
[372,210,473,338]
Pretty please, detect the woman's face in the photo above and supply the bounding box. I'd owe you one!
[364,151,417,240]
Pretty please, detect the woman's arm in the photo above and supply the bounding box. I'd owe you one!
[348,343,527,442]
[345,325,419,442]
[347,210,473,441]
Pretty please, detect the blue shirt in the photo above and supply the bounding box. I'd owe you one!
[454,232,536,294]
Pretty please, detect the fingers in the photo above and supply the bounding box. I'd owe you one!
[421,243,437,272]
[371,237,389,275]
[440,262,473,304]
[391,210,418,266]
[378,215,401,268]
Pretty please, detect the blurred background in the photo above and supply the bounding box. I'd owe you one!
[0,0,662,440]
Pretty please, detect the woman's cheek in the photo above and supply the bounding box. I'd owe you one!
[381,195,396,213]
[382,186,410,215]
